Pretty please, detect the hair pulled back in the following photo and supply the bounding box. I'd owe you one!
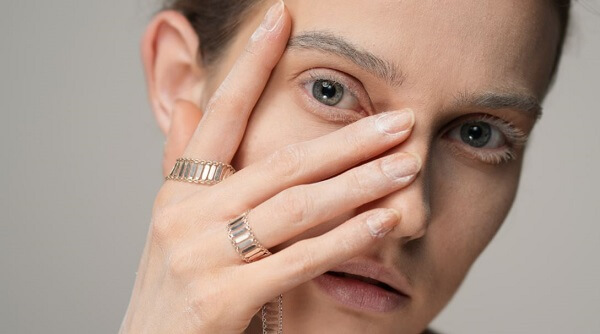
[164,0,572,87]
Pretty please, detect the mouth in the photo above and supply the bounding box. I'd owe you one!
[314,270,410,313]
[326,271,401,294]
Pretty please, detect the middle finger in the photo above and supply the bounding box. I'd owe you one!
[213,108,415,215]
[246,151,421,250]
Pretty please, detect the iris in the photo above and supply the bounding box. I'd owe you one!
[460,121,492,148]
[312,79,344,106]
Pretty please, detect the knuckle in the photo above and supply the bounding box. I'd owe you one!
[187,289,224,329]
[150,216,173,247]
[292,241,320,278]
[153,187,175,210]
[337,229,359,253]
[150,203,183,246]
[276,186,312,225]
[165,251,193,278]
[268,144,306,179]
[341,125,371,160]
[190,284,223,315]
[242,44,259,61]
[346,167,375,198]
[347,167,367,191]
[242,43,272,73]
[186,277,249,332]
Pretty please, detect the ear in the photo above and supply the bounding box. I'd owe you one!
[141,10,206,174]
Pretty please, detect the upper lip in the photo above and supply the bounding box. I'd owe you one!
[328,259,412,297]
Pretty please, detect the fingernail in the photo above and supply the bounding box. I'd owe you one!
[262,0,284,31]
[367,209,400,238]
[251,0,285,41]
[375,108,414,135]
[381,153,421,182]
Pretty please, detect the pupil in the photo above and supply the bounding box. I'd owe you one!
[460,122,491,148]
[321,81,337,99]
[313,79,344,106]
[468,125,483,140]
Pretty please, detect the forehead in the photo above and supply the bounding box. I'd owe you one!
[284,0,559,98]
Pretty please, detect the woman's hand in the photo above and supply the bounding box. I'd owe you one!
[120,2,420,333]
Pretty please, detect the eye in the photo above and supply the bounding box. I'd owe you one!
[445,115,528,164]
[312,79,345,106]
[305,79,360,110]
[455,120,505,148]
[295,68,372,123]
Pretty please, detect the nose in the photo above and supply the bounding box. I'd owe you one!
[367,134,432,243]
[387,169,431,242]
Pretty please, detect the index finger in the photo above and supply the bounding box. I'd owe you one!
[183,0,291,162]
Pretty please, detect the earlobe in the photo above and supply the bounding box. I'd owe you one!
[141,10,205,135]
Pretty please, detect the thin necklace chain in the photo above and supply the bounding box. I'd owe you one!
[261,294,283,334]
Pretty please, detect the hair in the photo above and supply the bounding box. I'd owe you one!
[164,0,572,91]
[163,0,262,66]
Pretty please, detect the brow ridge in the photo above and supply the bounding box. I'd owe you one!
[288,31,406,87]
[288,31,542,120]
[452,90,543,120]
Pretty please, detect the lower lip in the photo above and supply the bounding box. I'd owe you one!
[313,272,409,313]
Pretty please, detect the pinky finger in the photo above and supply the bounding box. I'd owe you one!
[243,209,401,305]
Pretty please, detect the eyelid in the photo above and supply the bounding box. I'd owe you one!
[443,113,530,165]
[476,114,529,148]
[296,68,374,116]
[445,114,529,147]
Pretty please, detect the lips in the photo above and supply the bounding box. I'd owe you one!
[326,271,400,294]
[313,260,411,313]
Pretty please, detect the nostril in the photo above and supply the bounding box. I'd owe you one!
[406,224,428,241]
[388,204,430,241]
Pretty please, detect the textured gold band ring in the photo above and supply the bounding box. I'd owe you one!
[165,158,235,185]
[227,210,271,263]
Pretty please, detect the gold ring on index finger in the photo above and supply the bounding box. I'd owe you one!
[165,158,236,185]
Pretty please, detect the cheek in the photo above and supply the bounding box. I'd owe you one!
[425,150,521,299]
[231,75,341,168]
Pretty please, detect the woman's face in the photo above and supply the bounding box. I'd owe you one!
[189,0,559,332]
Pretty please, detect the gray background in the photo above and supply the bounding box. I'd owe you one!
[1,0,598,333]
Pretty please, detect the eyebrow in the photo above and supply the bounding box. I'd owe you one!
[288,31,543,120]
[451,90,543,120]
[288,31,406,87]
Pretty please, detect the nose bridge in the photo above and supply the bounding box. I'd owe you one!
[385,133,432,242]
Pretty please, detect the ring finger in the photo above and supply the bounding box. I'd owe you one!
[223,152,421,261]
[207,109,415,217]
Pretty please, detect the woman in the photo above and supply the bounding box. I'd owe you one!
[120,0,571,333]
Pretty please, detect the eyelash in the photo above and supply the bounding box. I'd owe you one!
[295,69,529,165]
[296,68,372,123]
[443,114,529,165]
